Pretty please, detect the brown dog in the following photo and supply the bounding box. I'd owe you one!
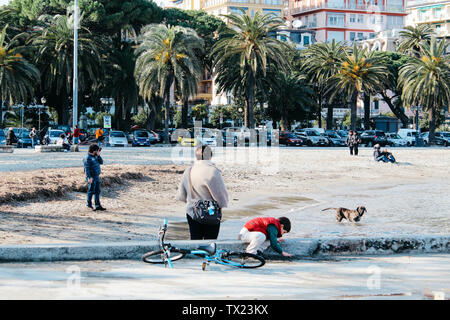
[322,206,367,222]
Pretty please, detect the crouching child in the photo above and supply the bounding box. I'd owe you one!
[238,216,293,258]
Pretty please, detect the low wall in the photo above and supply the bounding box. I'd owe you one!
[0,235,448,262]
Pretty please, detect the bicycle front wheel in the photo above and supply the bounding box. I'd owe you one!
[142,249,186,264]
[220,252,265,268]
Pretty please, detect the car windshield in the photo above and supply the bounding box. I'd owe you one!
[285,133,297,139]
[50,131,64,137]
[306,130,319,136]
[327,133,339,138]
[110,132,125,137]
[440,132,450,138]
[136,131,149,138]
[375,131,385,136]
[390,134,401,139]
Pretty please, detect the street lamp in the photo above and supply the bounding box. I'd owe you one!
[73,0,80,134]
[40,97,46,133]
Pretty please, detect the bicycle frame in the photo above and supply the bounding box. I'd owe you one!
[157,219,237,269]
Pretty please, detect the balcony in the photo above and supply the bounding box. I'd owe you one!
[290,2,404,16]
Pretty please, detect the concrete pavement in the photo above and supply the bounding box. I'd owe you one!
[0,235,448,262]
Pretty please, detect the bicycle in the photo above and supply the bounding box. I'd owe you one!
[142,219,265,270]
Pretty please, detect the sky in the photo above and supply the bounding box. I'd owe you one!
[0,0,10,6]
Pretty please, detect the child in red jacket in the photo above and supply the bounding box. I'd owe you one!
[238,216,292,257]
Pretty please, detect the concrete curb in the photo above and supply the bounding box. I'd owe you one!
[0,235,448,262]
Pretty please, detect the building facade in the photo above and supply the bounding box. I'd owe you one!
[289,0,407,43]
[405,0,450,39]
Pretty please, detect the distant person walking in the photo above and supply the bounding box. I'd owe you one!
[176,145,229,240]
[83,144,106,211]
[346,130,360,156]
[6,128,17,145]
[95,128,104,147]
[73,125,81,145]
[29,127,37,147]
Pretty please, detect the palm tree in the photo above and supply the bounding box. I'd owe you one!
[399,37,450,145]
[267,71,315,131]
[210,10,290,129]
[0,25,40,127]
[328,43,389,131]
[106,42,140,131]
[397,25,434,57]
[134,24,204,143]
[29,14,104,124]
[302,40,346,129]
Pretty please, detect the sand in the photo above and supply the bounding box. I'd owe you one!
[0,146,449,244]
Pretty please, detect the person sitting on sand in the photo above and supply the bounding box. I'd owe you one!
[238,216,293,258]
[380,148,396,163]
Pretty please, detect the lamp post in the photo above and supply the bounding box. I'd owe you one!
[40,97,46,133]
[72,0,79,135]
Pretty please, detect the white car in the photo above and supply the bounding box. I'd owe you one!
[106,130,128,147]
[295,129,329,146]
[397,129,419,146]
[386,133,408,147]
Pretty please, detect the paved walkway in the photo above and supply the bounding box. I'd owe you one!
[0,254,448,300]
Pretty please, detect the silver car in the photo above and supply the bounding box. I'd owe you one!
[106,130,128,147]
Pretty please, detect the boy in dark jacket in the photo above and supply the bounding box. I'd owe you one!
[83,144,106,211]
[238,216,292,257]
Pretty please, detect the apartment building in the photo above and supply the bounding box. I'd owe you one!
[405,0,449,38]
[289,0,407,43]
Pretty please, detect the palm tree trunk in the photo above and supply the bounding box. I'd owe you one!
[363,93,371,130]
[326,104,333,130]
[247,71,255,129]
[429,107,436,145]
[164,93,170,144]
[380,91,409,128]
[182,98,188,128]
[350,92,358,131]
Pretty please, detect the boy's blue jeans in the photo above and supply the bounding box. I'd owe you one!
[87,177,101,208]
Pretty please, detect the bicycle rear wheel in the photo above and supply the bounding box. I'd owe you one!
[142,249,186,264]
[220,252,265,268]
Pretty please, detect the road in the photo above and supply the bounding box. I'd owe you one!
[0,254,448,300]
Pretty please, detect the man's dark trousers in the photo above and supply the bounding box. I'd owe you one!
[87,177,101,208]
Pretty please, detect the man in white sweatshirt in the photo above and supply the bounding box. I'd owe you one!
[176,145,229,240]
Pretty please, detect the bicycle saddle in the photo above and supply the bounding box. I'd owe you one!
[197,243,216,255]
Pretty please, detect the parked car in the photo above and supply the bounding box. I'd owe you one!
[0,130,6,145]
[397,129,419,146]
[44,129,66,145]
[421,132,447,146]
[105,130,128,147]
[178,128,218,147]
[279,131,303,146]
[386,133,408,147]
[359,130,388,147]
[132,130,153,147]
[324,131,346,146]
[294,129,328,146]
[437,132,450,146]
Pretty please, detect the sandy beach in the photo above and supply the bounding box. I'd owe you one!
[0,146,449,245]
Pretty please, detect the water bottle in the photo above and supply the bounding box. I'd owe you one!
[208,202,215,216]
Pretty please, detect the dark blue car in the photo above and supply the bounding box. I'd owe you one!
[132,130,152,147]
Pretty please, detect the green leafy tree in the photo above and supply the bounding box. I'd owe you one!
[134,24,204,143]
[28,13,104,124]
[190,103,209,123]
[398,37,450,145]
[0,25,40,127]
[211,9,290,128]
[328,43,389,131]
[302,40,346,129]
[398,25,434,57]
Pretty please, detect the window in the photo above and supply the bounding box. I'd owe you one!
[357,32,364,39]
[303,35,310,45]
[327,30,345,42]
[230,7,248,15]
[350,14,356,23]
[373,101,379,110]
[350,32,356,41]
[328,13,345,27]
[262,9,281,16]
[433,8,441,19]
[357,14,364,23]
[370,33,375,39]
